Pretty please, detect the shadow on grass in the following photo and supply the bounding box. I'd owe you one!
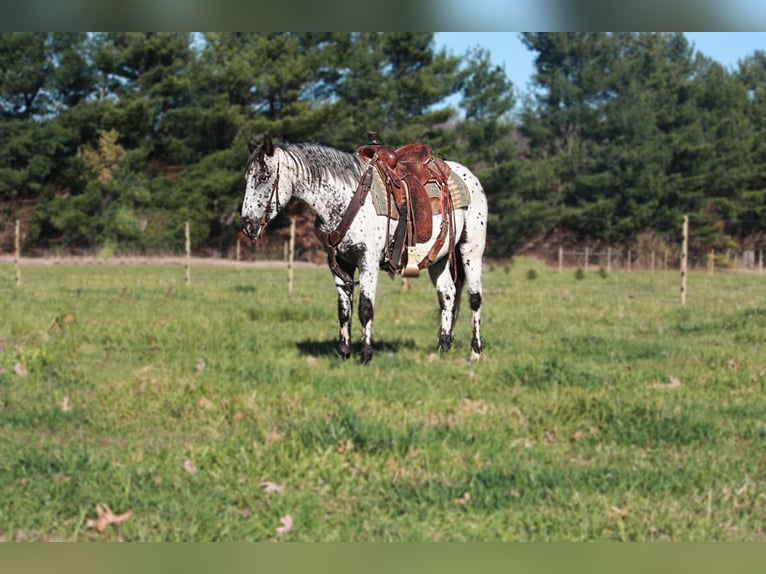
[296,338,417,358]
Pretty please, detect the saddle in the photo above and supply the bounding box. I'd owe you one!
[356,141,453,277]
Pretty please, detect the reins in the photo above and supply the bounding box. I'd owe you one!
[314,152,379,288]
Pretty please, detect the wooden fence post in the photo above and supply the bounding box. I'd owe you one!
[185,221,191,286]
[681,216,688,306]
[584,247,589,273]
[14,219,21,286]
[558,246,563,273]
[287,218,296,295]
[607,247,612,273]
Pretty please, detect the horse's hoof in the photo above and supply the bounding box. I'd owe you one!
[360,346,373,364]
[337,342,351,360]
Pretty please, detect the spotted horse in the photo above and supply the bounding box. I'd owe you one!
[241,134,487,364]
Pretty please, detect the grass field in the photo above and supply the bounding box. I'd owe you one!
[1,258,765,541]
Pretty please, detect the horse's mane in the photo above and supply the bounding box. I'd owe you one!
[279,143,363,188]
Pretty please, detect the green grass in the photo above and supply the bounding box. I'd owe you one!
[1,260,765,541]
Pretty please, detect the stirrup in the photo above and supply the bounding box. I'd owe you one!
[402,246,420,278]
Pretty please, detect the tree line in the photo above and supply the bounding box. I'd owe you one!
[1,32,764,259]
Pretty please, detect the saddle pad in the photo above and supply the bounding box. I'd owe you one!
[359,158,471,218]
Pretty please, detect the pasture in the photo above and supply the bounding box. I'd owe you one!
[0,259,764,541]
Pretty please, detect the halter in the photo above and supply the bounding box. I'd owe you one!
[257,160,281,229]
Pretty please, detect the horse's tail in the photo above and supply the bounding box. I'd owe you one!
[453,247,466,322]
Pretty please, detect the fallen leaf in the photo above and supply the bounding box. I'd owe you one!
[728,359,740,370]
[460,398,488,415]
[306,355,318,365]
[85,504,134,533]
[736,483,749,497]
[337,439,354,454]
[544,430,557,444]
[135,365,152,377]
[259,481,283,496]
[182,459,197,474]
[196,358,206,373]
[610,505,628,518]
[14,363,27,377]
[454,492,471,506]
[276,514,293,536]
[58,396,71,412]
[265,429,284,443]
[651,376,681,389]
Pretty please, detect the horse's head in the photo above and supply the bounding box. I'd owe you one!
[241,134,285,240]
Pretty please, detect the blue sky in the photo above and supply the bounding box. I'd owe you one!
[435,32,766,97]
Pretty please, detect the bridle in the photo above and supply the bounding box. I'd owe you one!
[256,159,281,229]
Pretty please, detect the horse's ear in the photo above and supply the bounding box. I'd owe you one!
[263,134,275,157]
[247,139,257,154]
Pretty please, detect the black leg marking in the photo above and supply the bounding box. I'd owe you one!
[469,290,482,356]
[439,330,453,352]
[359,293,374,364]
[469,291,482,312]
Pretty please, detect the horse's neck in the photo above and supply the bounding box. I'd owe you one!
[280,148,357,230]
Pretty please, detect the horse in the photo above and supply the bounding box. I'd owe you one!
[241,134,487,364]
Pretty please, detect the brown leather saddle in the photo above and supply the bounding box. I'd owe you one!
[356,140,452,276]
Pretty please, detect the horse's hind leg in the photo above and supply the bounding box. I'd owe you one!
[460,237,484,361]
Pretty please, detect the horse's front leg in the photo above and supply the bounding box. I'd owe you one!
[332,260,356,360]
[357,262,379,364]
[429,259,459,352]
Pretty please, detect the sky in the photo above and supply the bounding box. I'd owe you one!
[435,32,766,101]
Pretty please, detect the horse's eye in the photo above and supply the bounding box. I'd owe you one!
[257,172,270,183]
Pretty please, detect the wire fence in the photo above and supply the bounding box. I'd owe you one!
[550,246,765,273]
[4,216,766,277]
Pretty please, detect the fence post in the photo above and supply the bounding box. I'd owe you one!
[584,247,589,273]
[759,249,764,274]
[651,251,655,274]
[708,249,714,274]
[14,219,21,286]
[236,238,241,270]
[185,221,191,286]
[607,247,612,273]
[558,246,563,273]
[627,250,631,272]
[287,217,296,295]
[681,216,688,306]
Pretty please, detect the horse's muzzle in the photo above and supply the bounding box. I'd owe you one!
[241,216,263,240]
